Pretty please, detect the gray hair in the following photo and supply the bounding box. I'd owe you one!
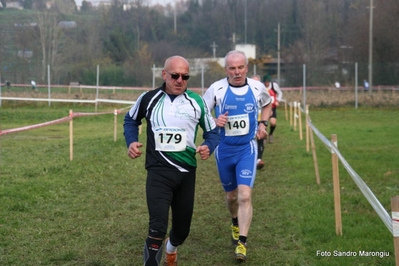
[224,50,248,67]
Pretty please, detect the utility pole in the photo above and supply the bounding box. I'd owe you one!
[231,33,236,50]
[174,0,177,34]
[210,42,218,58]
[368,0,374,94]
[136,25,140,50]
[244,0,247,43]
[274,23,282,85]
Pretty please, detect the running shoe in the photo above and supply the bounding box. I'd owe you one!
[257,159,265,170]
[235,240,247,262]
[269,135,274,143]
[164,238,177,266]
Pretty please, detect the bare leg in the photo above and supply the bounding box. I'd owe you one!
[236,185,252,237]
[226,189,238,218]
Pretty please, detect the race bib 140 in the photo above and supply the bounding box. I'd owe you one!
[224,114,249,136]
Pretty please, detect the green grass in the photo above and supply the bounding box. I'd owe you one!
[0,105,398,265]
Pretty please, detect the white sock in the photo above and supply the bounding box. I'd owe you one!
[166,239,177,253]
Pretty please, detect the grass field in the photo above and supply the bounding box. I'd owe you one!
[0,104,398,265]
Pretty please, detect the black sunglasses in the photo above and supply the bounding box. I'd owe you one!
[165,70,190,80]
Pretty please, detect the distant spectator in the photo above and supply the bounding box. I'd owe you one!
[5,80,10,91]
[31,80,37,91]
[334,81,340,89]
[364,80,369,91]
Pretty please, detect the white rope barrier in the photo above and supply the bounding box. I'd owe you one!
[307,118,393,234]
[0,96,135,105]
[73,110,121,117]
[0,108,126,136]
[0,117,71,136]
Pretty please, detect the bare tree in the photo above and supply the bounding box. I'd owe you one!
[14,25,36,83]
[124,43,153,86]
[53,0,76,15]
[297,0,333,85]
[36,10,63,82]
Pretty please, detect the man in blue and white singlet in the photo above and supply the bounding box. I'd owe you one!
[202,50,272,262]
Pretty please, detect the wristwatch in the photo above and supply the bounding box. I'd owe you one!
[258,120,268,127]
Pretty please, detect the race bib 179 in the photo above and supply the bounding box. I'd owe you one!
[154,127,187,151]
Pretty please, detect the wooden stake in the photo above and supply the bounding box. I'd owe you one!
[293,102,297,131]
[309,122,320,185]
[290,102,293,126]
[391,196,399,266]
[298,102,303,140]
[331,134,342,235]
[306,105,310,152]
[69,110,73,161]
[284,100,288,121]
[114,109,117,142]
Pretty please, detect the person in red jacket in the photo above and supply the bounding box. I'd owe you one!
[262,74,283,144]
[251,75,268,170]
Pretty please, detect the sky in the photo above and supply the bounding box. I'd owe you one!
[74,0,175,7]
[149,0,175,5]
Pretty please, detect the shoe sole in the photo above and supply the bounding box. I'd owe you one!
[235,254,247,262]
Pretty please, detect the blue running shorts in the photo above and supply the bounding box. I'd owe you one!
[214,139,258,192]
